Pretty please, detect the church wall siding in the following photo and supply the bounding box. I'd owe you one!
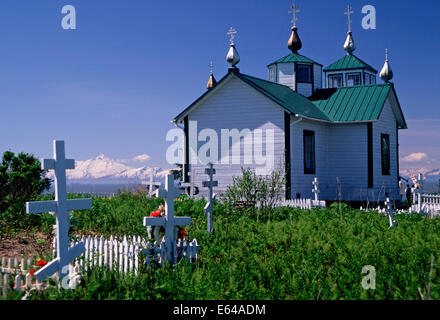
[326,123,369,201]
[313,64,322,91]
[277,63,295,90]
[187,77,286,197]
[290,119,329,199]
[372,97,399,200]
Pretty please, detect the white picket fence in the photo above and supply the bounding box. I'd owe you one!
[55,235,200,275]
[410,193,440,216]
[277,198,326,209]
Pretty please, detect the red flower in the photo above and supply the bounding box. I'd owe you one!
[36,259,47,267]
[29,268,35,277]
[180,229,188,238]
[150,210,161,217]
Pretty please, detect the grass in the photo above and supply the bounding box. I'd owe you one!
[9,192,438,300]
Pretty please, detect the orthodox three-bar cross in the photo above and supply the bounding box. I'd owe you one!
[345,5,354,32]
[289,3,300,27]
[227,27,237,44]
[312,177,320,202]
[202,163,218,233]
[143,174,191,264]
[26,140,92,282]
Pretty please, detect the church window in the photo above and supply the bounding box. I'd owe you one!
[364,73,370,85]
[297,64,312,83]
[370,74,376,84]
[381,133,390,175]
[346,72,361,86]
[303,130,315,174]
[328,74,343,88]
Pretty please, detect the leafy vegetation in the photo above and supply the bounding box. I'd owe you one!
[16,193,440,300]
[0,151,51,232]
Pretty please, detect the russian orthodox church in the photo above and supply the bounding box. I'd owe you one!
[173,5,406,201]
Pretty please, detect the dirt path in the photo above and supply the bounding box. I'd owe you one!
[0,232,53,259]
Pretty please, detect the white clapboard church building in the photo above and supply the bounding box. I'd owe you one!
[172,6,407,202]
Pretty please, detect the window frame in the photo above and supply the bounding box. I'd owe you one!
[296,64,312,84]
[346,72,361,87]
[370,74,376,84]
[328,73,343,88]
[381,133,391,176]
[303,130,316,175]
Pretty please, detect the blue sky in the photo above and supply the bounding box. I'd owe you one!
[0,0,438,171]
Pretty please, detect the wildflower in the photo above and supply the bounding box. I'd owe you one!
[36,259,47,267]
[150,210,161,217]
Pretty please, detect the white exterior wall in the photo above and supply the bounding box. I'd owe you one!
[290,119,329,199]
[372,97,399,200]
[187,77,286,197]
[277,63,295,90]
[327,123,369,201]
[313,64,322,91]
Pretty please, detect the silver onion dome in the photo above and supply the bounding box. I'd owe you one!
[380,49,393,82]
[344,31,356,54]
[226,43,240,67]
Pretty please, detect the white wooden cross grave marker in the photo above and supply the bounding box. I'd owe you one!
[143,174,192,264]
[142,169,161,197]
[202,163,218,233]
[26,140,92,282]
[416,173,424,213]
[312,177,320,203]
[385,197,396,228]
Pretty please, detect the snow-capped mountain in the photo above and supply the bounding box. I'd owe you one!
[400,167,440,181]
[45,154,170,184]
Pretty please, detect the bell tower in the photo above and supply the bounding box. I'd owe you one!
[267,3,322,98]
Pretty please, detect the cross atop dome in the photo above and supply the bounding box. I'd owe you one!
[344,4,354,32]
[343,5,356,54]
[227,27,237,45]
[289,3,300,28]
[287,3,302,53]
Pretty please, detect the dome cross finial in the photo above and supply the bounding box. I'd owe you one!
[343,5,356,54]
[289,2,300,28]
[226,27,240,68]
[344,4,354,32]
[227,27,237,45]
[380,48,394,83]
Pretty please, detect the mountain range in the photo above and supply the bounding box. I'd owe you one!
[46,154,170,184]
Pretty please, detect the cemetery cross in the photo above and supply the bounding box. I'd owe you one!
[385,197,396,228]
[202,162,218,233]
[143,174,192,264]
[312,177,320,203]
[26,140,92,282]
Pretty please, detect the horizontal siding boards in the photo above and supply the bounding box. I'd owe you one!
[313,64,322,91]
[372,97,399,200]
[188,77,285,196]
[277,63,295,90]
[327,123,369,201]
[290,119,329,200]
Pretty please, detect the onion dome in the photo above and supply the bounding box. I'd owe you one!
[287,26,302,53]
[380,48,393,82]
[206,61,217,89]
[226,27,240,68]
[343,31,356,55]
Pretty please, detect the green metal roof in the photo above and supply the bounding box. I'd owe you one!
[323,54,377,73]
[174,70,405,127]
[310,84,392,122]
[235,73,330,121]
[268,53,321,66]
